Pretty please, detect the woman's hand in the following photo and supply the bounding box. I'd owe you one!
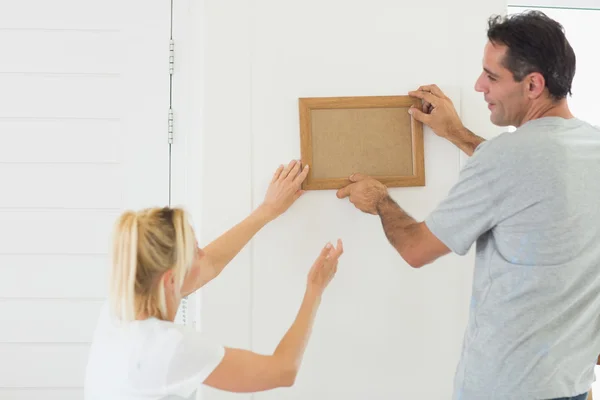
[307,240,344,295]
[260,160,309,220]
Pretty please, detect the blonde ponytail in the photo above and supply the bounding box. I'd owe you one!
[172,208,196,290]
[108,207,197,322]
[109,211,139,321]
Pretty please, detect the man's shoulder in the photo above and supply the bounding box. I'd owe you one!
[468,131,518,167]
[471,122,566,164]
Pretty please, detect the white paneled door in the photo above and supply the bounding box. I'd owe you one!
[0,1,171,399]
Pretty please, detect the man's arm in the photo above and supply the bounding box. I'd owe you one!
[376,195,450,268]
[336,174,450,268]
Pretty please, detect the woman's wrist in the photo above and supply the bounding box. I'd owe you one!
[304,285,323,303]
[253,204,277,224]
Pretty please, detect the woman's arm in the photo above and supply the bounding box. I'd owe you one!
[203,241,343,392]
[181,160,309,296]
[190,205,273,291]
[205,288,321,391]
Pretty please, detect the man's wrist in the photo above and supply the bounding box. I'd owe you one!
[450,126,485,156]
[449,126,471,142]
[376,194,392,215]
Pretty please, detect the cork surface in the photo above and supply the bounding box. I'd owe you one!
[310,107,413,179]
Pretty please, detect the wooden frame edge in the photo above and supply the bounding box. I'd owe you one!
[299,95,425,190]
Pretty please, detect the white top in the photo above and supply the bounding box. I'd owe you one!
[84,303,225,400]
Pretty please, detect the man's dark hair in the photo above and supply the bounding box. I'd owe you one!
[487,10,576,100]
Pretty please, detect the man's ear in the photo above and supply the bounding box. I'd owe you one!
[527,72,546,99]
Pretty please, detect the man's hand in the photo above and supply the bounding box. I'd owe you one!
[336,173,388,215]
[408,84,465,140]
[260,160,309,220]
[409,85,485,156]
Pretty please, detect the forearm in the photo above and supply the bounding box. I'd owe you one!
[203,290,321,392]
[273,287,321,377]
[376,195,420,262]
[448,127,486,156]
[204,205,273,278]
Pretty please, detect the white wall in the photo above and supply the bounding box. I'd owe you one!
[508,0,600,8]
[173,1,505,399]
[0,2,171,398]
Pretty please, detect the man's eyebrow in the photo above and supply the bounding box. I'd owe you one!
[484,67,500,78]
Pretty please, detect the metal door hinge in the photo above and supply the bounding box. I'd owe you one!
[169,39,174,75]
[168,108,174,144]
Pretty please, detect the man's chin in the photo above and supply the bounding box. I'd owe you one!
[490,114,510,127]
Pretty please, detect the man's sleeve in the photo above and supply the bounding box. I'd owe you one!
[425,145,502,256]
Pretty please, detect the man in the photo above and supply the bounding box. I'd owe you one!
[337,11,600,400]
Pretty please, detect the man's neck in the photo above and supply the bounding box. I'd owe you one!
[517,98,574,127]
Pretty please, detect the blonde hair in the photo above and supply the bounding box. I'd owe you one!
[109,207,196,321]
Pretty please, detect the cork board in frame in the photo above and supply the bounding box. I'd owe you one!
[299,95,425,190]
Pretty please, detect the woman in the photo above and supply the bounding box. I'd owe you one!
[84,160,343,399]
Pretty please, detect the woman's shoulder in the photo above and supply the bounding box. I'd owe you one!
[92,304,225,372]
[150,320,226,390]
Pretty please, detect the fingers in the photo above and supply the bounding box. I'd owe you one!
[321,240,343,267]
[308,239,343,290]
[317,240,343,262]
[271,165,284,183]
[349,173,368,182]
[293,164,310,186]
[316,242,334,263]
[408,90,438,106]
[417,84,447,99]
[422,100,432,114]
[408,106,431,124]
[336,183,354,199]
[285,160,302,182]
[329,239,344,260]
[279,160,297,181]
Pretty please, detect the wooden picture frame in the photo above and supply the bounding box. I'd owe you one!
[298,95,425,190]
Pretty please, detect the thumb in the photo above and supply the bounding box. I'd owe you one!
[336,183,353,199]
[349,173,368,182]
[408,106,430,124]
[294,189,305,200]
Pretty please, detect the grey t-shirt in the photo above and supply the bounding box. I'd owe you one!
[425,117,600,400]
